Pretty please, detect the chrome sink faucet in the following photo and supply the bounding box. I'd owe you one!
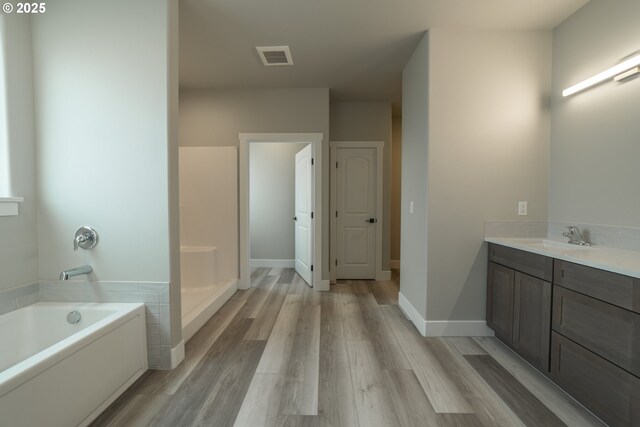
[562,226,590,246]
[59,265,93,280]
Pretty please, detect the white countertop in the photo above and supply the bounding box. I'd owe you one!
[485,237,640,279]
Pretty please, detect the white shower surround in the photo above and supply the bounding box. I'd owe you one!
[179,147,239,341]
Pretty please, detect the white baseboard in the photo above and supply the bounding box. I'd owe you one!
[398,292,427,336]
[238,277,250,290]
[376,270,392,281]
[390,260,400,269]
[398,292,494,337]
[425,321,495,337]
[250,259,295,269]
[313,279,331,292]
[170,340,185,369]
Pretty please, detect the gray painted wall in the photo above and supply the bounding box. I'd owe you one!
[179,88,331,279]
[400,30,551,324]
[250,143,306,261]
[330,102,392,271]
[0,16,38,292]
[400,33,430,318]
[550,0,640,227]
[167,0,181,348]
[427,29,551,321]
[391,116,402,263]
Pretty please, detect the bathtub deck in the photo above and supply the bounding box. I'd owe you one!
[91,268,604,427]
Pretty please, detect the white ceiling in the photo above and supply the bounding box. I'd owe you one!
[179,0,589,113]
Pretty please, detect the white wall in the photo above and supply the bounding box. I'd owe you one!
[250,143,305,262]
[550,0,640,227]
[427,29,551,322]
[400,33,430,319]
[32,0,175,283]
[31,0,181,351]
[167,0,181,347]
[0,16,38,291]
[180,88,331,279]
[330,102,392,271]
[391,116,402,263]
[0,16,8,197]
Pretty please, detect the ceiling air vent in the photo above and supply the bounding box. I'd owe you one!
[256,46,294,66]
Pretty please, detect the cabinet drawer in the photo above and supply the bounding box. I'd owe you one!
[553,286,640,377]
[554,260,640,314]
[550,332,640,427]
[489,243,552,282]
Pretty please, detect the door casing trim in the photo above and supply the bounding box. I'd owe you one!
[239,133,325,291]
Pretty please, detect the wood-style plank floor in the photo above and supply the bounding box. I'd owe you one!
[92,269,605,427]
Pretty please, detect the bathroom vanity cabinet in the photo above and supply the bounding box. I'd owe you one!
[487,244,552,372]
[487,243,640,427]
[551,260,640,427]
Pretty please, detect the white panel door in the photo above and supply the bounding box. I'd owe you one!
[336,148,376,279]
[294,144,313,286]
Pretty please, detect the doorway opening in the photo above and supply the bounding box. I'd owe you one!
[239,133,325,291]
[248,142,312,285]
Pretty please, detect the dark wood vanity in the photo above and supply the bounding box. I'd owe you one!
[487,243,640,427]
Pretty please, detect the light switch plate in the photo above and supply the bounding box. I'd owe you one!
[518,201,528,216]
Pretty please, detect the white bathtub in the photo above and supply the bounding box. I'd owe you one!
[0,302,147,427]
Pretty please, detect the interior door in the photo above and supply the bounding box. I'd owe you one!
[294,144,313,286]
[336,148,376,279]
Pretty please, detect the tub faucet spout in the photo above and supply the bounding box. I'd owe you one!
[59,265,93,281]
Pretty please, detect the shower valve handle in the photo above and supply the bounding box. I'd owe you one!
[74,226,99,251]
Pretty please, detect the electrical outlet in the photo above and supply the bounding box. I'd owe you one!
[409,201,414,214]
[518,201,528,216]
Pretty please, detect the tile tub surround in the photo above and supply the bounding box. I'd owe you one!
[0,282,40,316]
[0,281,172,369]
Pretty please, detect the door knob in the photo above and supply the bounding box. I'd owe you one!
[366,218,376,223]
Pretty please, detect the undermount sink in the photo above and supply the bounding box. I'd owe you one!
[512,239,593,251]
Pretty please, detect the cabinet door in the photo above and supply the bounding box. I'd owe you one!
[513,272,551,372]
[487,262,515,345]
[551,332,640,427]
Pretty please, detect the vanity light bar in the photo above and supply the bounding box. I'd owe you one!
[613,66,639,82]
[562,53,640,97]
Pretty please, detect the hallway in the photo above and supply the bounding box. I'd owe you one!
[92,269,603,427]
